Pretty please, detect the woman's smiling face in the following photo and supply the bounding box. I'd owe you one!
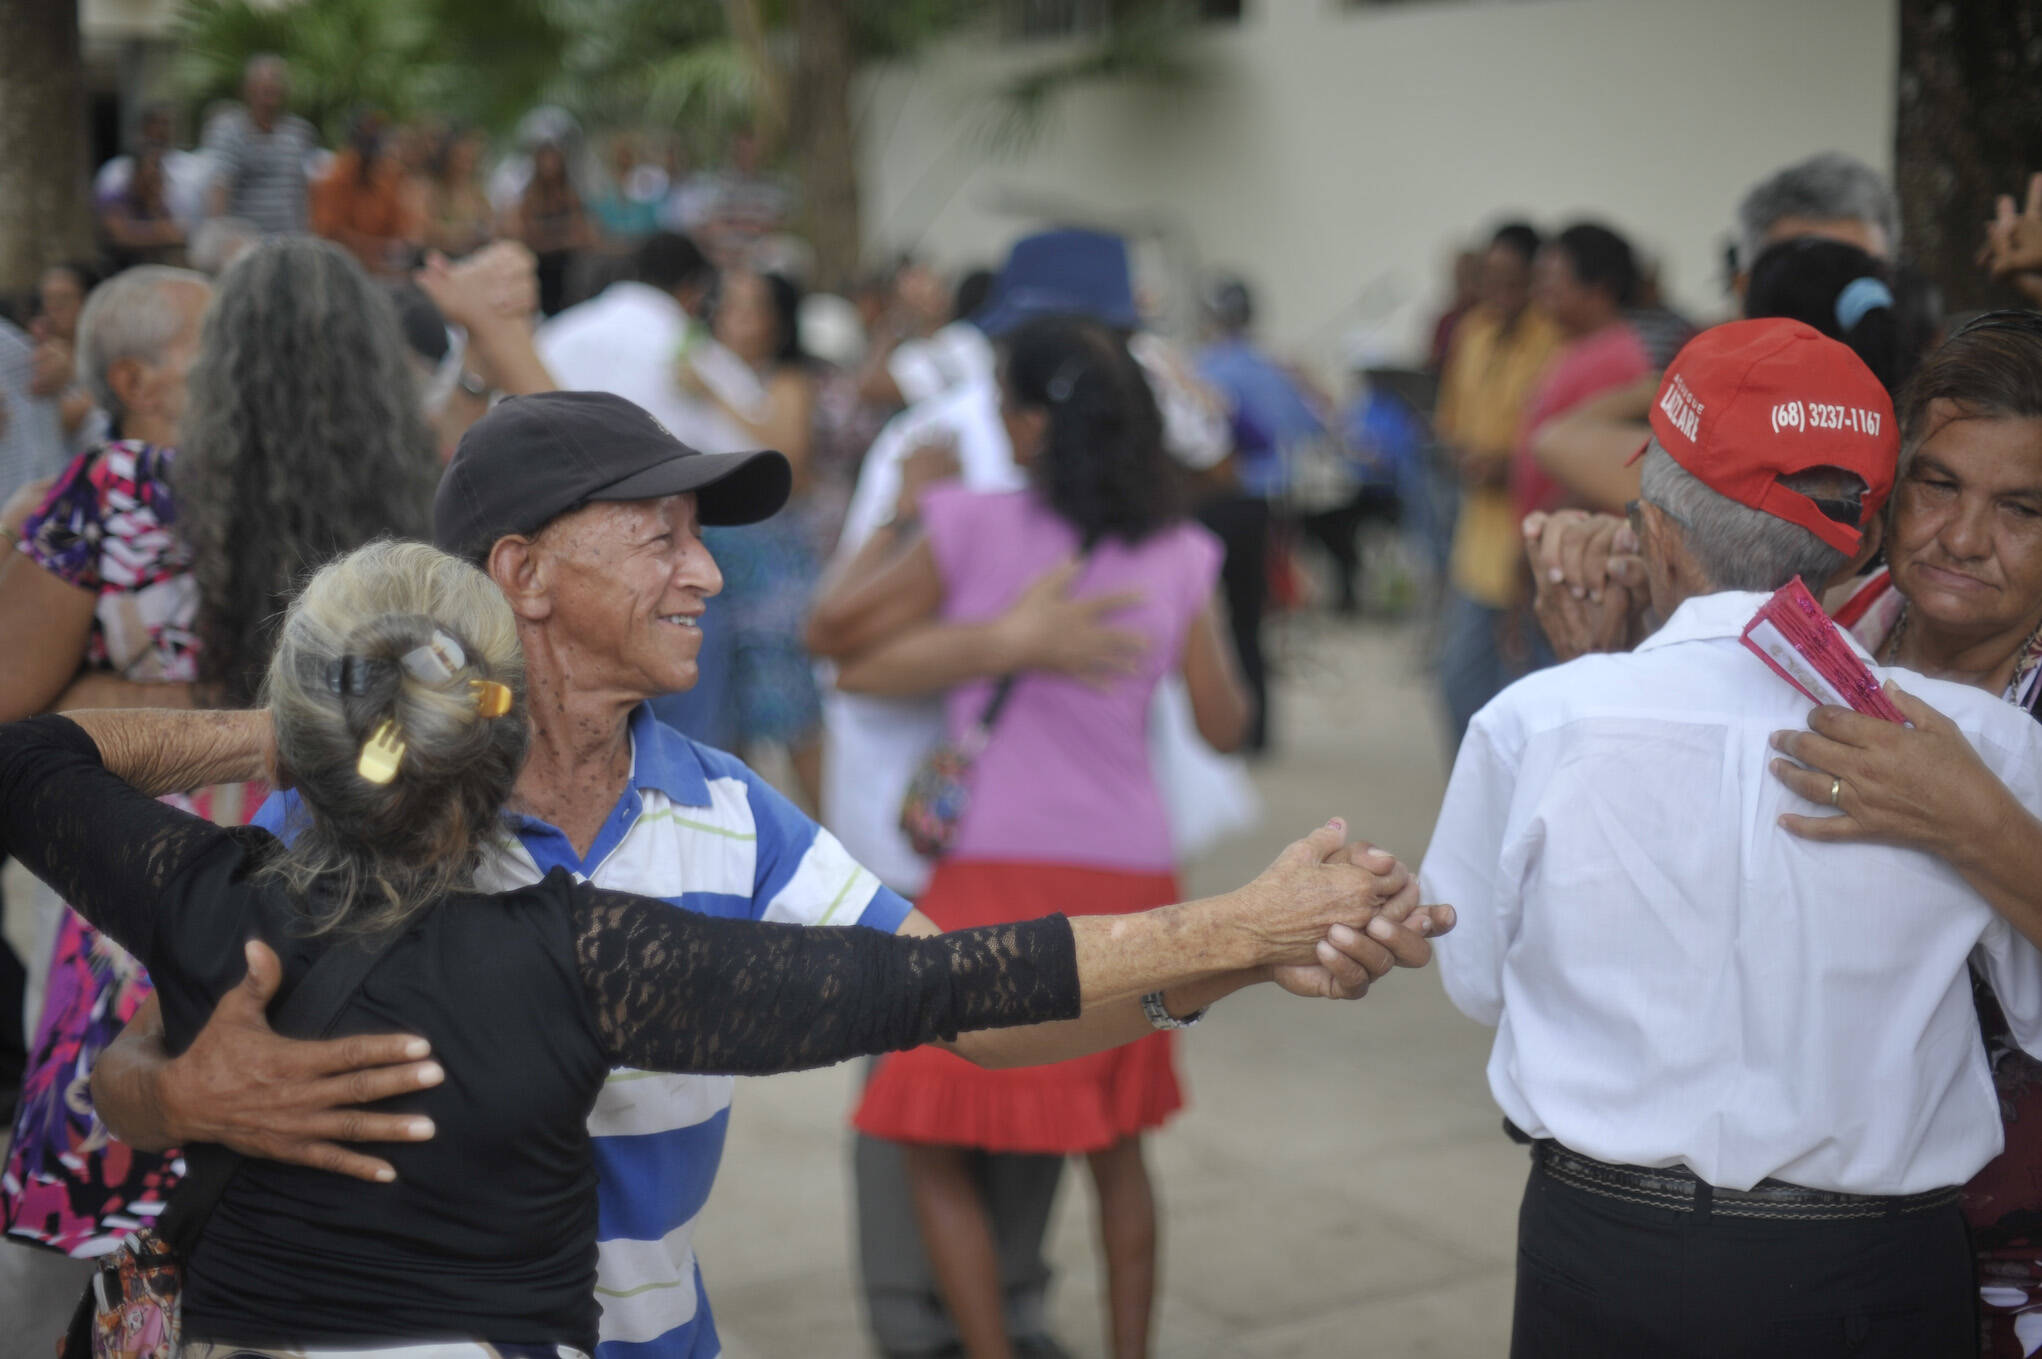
[1888,400,2042,641]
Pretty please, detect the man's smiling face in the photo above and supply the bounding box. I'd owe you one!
[531,492,724,702]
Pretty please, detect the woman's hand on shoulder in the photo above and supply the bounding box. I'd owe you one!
[1769,682,2013,862]
[992,559,1147,685]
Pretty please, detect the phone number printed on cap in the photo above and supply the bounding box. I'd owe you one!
[1770,401,1881,437]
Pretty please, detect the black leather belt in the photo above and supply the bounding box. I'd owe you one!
[1532,1140,1962,1222]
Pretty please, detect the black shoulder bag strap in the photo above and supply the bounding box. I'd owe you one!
[155,926,408,1254]
[960,674,1019,755]
[968,535,1104,752]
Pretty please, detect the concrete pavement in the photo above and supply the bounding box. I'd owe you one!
[701,617,1524,1357]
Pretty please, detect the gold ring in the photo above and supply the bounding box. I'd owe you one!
[1829,775,1843,808]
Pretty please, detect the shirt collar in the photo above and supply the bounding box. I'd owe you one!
[1633,589,1878,664]
[1634,590,1767,651]
[623,701,712,807]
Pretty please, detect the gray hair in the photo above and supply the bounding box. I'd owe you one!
[1736,153,1899,271]
[263,540,528,936]
[73,266,209,422]
[1638,443,1854,592]
[173,235,437,704]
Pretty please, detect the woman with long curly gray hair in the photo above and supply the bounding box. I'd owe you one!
[174,235,437,703]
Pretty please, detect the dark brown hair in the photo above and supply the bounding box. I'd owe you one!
[1896,311,2042,482]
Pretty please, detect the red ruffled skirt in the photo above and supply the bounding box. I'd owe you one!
[854,858,1186,1155]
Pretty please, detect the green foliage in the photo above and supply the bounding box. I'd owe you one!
[173,0,1195,155]
[176,0,449,140]
[851,0,987,62]
[541,0,749,146]
[177,0,763,146]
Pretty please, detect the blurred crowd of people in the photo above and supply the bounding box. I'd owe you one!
[72,57,799,298]
[0,50,1428,1359]
[13,36,2042,1359]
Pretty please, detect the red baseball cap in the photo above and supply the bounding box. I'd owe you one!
[1640,318,1896,554]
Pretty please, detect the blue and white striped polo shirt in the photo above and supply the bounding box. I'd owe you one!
[256,704,911,1357]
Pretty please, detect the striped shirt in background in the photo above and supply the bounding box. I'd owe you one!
[208,111,318,236]
[254,704,911,1358]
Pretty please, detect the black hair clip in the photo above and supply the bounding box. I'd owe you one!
[323,656,389,696]
[1046,358,1085,404]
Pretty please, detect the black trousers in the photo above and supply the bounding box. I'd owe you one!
[854,1058,1066,1356]
[1194,492,1270,750]
[1512,1161,1976,1359]
[1297,483,1401,613]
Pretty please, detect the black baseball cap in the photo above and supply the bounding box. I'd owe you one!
[433,390,791,564]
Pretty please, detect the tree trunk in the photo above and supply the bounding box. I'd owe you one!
[0,0,94,296]
[725,0,790,155]
[1895,0,2042,313]
[791,0,862,293]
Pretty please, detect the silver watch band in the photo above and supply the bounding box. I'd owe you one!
[1141,990,1205,1031]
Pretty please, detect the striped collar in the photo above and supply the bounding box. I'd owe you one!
[504,703,712,878]
[619,701,712,807]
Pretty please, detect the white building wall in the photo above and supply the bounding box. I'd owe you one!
[855,0,1898,374]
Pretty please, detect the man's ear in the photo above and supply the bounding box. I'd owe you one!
[488,535,553,621]
[1640,501,1698,588]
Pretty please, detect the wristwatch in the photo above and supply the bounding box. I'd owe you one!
[1141,991,1206,1031]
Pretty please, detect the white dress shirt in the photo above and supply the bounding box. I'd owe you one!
[1424,589,2042,1196]
[888,322,998,408]
[535,282,748,454]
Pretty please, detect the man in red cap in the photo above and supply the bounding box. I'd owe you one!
[1422,318,2042,1356]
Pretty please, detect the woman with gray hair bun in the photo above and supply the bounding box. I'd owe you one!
[0,238,437,1320]
[0,537,1437,1356]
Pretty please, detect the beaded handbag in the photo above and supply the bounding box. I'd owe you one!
[898,675,1017,858]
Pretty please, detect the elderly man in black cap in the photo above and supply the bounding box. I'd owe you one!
[88,387,1435,1359]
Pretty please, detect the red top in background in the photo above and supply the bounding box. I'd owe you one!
[1511,319,1651,521]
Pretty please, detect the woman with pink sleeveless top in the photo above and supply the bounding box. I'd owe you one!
[813,315,1250,1359]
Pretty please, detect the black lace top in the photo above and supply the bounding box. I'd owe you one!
[0,716,1080,1349]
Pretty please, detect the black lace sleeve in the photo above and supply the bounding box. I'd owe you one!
[0,715,239,967]
[571,882,1081,1076]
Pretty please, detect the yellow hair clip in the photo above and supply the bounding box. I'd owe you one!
[358,719,406,784]
[470,679,513,719]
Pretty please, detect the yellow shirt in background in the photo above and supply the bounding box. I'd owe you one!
[1437,307,1562,607]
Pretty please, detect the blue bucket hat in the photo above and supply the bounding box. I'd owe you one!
[974,228,1141,337]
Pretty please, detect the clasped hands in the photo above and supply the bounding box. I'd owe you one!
[1521,508,1649,661]
[1238,818,1455,1001]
